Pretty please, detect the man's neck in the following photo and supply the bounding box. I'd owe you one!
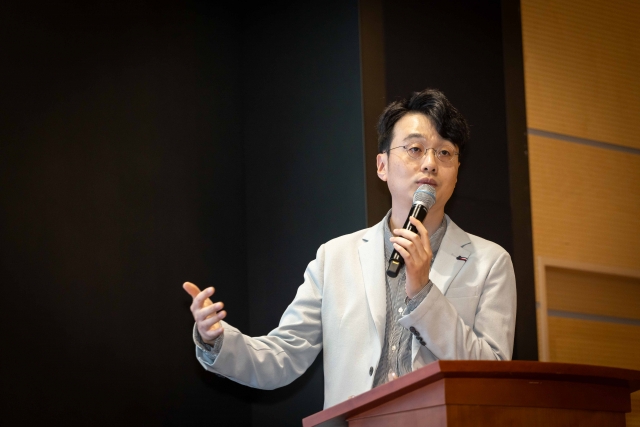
[389,204,445,236]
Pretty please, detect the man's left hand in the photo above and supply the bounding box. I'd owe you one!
[390,216,432,298]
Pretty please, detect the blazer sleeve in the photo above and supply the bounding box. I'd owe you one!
[195,245,325,389]
[398,250,516,361]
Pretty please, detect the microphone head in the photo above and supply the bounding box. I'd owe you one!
[413,184,436,209]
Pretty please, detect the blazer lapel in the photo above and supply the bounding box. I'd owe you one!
[429,216,472,296]
[358,221,387,347]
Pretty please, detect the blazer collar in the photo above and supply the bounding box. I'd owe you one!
[430,215,472,295]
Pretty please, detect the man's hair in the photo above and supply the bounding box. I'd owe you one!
[377,88,470,155]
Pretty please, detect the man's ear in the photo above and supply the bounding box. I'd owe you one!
[376,153,388,182]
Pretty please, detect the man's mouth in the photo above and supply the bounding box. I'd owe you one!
[417,178,437,187]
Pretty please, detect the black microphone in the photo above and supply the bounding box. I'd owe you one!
[386,184,436,278]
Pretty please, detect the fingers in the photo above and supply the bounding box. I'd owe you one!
[392,240,411,260]
[183,282,201,298]
[391,238,423,262]
[188,284,214,310]
[200,319,225,342]
[392,217,431,258]
[199,307,226,342]
[200,308,227,330]
[183,282,226,343]
[391,219,432,298]
[197,301,225,322]
[388,372,398,382]
[393,217,428,246]
[409,216,430,248]
[183,282,215,306]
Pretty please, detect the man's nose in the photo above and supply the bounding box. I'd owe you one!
[422,148,438,172]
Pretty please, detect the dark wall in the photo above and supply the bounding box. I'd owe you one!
[0,2,249,425]
[241,1,365,425]
[1,1,365,426]
[382,0,537,360]
[384,0,512,253]
[502,0,538,362]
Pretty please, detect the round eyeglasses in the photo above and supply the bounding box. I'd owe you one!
[386,142,459,164]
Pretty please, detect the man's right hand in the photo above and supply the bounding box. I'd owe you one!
[183,282,226,345]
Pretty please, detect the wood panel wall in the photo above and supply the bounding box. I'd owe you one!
[527,134,640,269]
[522,0,640,150]
[521,0,640,424]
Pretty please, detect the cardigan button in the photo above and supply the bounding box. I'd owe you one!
[369,366,374,376]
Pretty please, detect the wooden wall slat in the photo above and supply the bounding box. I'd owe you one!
[528,134,640,270]
[546,267,640,320]
[548,316,640,370]
[521,0,640,149]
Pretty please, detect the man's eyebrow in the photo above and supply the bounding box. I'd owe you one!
[402,133,457,148]
[403,133,426,141]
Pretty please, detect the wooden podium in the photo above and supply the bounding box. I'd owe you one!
[302,361,640,427]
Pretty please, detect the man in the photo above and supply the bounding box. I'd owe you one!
[183,88,516,409]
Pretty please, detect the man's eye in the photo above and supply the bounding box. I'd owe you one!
[407,146,423,154]
[439,150,452,157]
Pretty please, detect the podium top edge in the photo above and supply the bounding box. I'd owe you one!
[436,360,640,381]
[302,360,640,427]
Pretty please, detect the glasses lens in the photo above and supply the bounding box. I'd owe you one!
[405,143,425,159]
[436,149,454,163]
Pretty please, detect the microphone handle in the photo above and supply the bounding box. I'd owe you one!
[386,203,428,278]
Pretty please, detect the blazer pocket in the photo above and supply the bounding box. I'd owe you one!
[445,285,479,298]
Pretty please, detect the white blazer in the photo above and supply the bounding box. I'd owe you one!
[196,215,516,409]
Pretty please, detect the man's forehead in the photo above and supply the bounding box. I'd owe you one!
[401,132,455,147]
[395,115,438,136]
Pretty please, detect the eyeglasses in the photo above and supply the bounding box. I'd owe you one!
[386,142,459,164]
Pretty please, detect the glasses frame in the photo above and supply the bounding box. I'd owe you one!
[386,142,459,163]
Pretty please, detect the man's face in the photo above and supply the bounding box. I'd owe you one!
[376,113,460,214]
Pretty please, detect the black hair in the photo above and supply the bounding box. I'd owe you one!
[377,88,470,154]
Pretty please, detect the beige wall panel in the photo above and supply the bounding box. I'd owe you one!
[547,316,640,370]
[528,134,640,269]
[521,0,640,149]
[546,267,640,320]
[524,3,640,418]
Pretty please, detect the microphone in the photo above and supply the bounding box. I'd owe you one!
[386,184,436,278]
